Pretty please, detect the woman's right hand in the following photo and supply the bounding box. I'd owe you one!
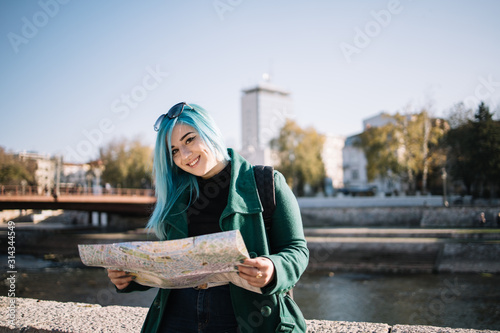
[107,269,134,290]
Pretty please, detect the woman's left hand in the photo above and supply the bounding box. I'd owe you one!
[237,257,275,288]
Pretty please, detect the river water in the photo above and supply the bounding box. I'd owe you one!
[2,255,499,331]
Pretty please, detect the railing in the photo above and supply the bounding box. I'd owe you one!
[0,185,39,196]
[0,185,155,197]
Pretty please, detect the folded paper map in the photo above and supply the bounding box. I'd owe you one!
[78,230,261,293]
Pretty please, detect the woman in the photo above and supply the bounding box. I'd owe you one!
[108,102,309,332]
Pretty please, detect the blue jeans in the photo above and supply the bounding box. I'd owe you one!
[159,285,238,333]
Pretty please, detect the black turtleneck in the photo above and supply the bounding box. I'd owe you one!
[187,162,231,237]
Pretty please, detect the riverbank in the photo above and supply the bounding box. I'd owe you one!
[1,260,498,329]
[305,227,500,274]
[1,297,499,333]
[1,222,500,274]
[300,206,500,228]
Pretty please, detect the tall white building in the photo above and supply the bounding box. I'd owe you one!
[323,134,345,191]
[240,80,294,166]
[342,134,369,189]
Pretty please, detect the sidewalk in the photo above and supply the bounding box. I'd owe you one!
[1,297,499,333]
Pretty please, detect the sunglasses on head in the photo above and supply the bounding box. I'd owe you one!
[153,102,194,132]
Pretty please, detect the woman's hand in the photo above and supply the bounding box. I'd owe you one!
[107,269,134,290]
[237,257,275,288]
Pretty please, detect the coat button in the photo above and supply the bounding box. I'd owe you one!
[261,306,272,317]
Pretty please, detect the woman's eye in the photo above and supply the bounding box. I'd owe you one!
[186,136,196,144]
[172,149,178,156]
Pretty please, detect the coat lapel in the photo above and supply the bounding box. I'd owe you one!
[221,149,262,220]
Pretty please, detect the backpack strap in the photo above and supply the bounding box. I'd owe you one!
[253,165,276,231]
[253,165,294,299]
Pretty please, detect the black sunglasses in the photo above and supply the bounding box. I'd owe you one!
[153,102,193,132]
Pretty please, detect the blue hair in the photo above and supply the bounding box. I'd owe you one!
[146,103,230,240]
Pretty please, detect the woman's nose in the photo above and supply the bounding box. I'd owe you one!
[179,146,192,159]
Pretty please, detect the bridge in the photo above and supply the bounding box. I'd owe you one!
[0,185,156,216]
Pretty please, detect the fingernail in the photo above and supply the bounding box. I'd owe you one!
[239,259,245,263]
[131,276,137,280]
[234,266,239,270]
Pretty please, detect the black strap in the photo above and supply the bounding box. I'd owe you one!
[254,165,294,299]
[253,165,276,231]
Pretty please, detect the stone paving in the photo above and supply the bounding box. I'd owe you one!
[1,297,499,333]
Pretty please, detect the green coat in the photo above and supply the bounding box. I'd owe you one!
[120,149,309,332]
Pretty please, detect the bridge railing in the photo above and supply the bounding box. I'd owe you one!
[0,185,40,196]
[0,185,155,197]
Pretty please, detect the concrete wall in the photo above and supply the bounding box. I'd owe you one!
[300,206,500,228]
[306,238,500,274]
[1,297,499,333]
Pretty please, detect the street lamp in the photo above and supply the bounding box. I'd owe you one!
[86,174,92,194]
[21,179,27,195]
[441,167,448,207]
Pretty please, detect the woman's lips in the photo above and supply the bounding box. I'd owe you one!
[187,156,200,167]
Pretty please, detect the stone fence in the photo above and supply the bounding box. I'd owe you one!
[300,206,500,228]
[1,297,499,333]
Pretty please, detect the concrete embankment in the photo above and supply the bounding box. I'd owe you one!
[1,199,500,275]
[297,199,500,274]
[1,223,500,274]
[305,228,500,274]
[299,204,500,228]
[1,297,499,333]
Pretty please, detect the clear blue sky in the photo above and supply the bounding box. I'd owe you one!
[1,0,499,163]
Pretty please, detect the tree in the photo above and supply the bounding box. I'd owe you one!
[358,116,400,183]
[358,108,447,194]
[470,102,500,197]
[445,102,474,129]
[0,147,36,185]
[444,102,500,197]
[99,138,153,188]
[445,120,475,194]
[271,119,326,196]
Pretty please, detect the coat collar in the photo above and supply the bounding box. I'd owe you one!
[222,148,262,218]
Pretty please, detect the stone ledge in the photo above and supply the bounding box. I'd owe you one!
[1,297,499,333]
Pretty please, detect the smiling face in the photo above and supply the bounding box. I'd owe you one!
[169,123,226,179]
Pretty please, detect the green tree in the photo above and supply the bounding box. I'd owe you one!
[445,120,475,194]
[444,102,500,197]
[358,108,447,194]
[358,116,400,182]
[99,138,153,188]
[271,119,325,196]
[0,147,36,185]
[470,102,500,197]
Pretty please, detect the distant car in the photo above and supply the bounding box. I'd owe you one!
[337,186,377,197]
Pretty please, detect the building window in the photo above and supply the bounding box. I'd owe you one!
[352,169,359,180]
